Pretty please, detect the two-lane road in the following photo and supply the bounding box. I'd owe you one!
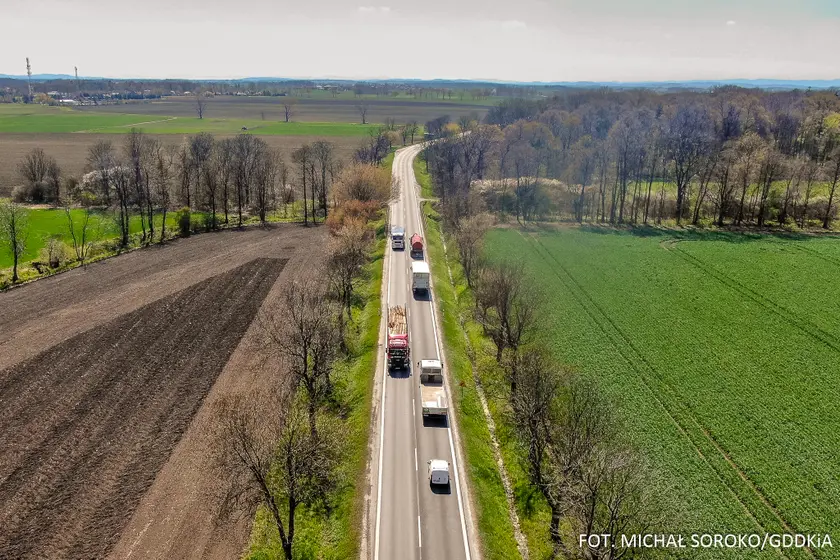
[373,144,473,560]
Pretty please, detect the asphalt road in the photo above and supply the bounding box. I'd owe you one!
[374,144,472,560]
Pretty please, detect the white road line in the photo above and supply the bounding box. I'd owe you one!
[418,515,423,548]
[373,207,395,560]
[408,145,472,560]
[415,447,418,471]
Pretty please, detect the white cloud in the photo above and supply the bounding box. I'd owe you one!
[726,20,736,26]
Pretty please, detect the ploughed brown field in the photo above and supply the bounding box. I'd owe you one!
[0,133,360,197]
[0,224,326,559]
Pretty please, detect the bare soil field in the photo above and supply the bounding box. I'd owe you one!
[75,95,490,124]
[0,224,326,559]
[0,133,359,196]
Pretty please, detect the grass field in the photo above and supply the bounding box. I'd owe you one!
[0,104,379,135]
[483,226,840,559]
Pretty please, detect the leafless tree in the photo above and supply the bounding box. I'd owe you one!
[355,101,370,125]
[756,147,785,227]
[0,201,30,283]
[86,140,116,205]
[282,98,298,123]
[455,212,493,287]
[195,90,207,119]
[216,137,235,224]
[231,134,263,227]
[253,148,278,225]
[292,144,313,225]
[326,220,369,339]
[333,163,391,205]
[111,163,132,248]
[406,121,419,144]
[261,276,340,432]
[823,146,840,229]
[473,259,540,361]
[152,142,176,242]
[312,140,336,218]
[733,133,765,225]
[209,388,344,560]
[17,148,59,203]
[63,200,96,266]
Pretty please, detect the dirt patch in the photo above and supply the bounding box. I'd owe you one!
[0,224,327,559]
[0,258,285,559]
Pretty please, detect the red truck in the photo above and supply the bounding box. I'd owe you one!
[386,305,410,369]
[410,233,424,258]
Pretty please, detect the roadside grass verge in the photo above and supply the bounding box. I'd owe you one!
[413,155,435,200]
[421,200,523,560]
[245,221,385,560]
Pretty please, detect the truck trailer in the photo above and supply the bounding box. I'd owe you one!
[410,233,424,258]
[411,261,430,294]
[386,305,409,369]
[418,359,448,417]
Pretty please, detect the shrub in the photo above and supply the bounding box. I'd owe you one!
[11,185,28,203]
[40,238,71,269]
[176,207,192,237]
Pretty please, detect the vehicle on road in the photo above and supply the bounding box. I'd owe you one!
[386,305,409,369]
[391,226,405,250]
[410,233,424,258]
[411,261,430,294]
[427,459,450,486]
[418,359,448,417]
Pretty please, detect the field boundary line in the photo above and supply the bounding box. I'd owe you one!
[526,235,809,559]
[73,116,179,133]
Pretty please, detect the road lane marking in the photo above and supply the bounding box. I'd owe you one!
[374,188,397,560]
[407,145,472,560]
[415,447,418,471]
[418,515,422,548]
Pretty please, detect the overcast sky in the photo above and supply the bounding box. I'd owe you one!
[3,0,839,81]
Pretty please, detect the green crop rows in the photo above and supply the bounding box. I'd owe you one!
[484,227,840,559]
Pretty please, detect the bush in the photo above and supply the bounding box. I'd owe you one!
[11,185,28,203]
[326,199,382,234]
[176,207,192,237]
[40,238,71,269]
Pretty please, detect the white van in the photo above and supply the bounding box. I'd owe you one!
[411,261,430,294]
[427,459,450,486]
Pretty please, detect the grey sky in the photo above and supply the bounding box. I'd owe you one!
[3,0,838,81]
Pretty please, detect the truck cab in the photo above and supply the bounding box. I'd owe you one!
[427,459,450,486]
[391,226,405,250]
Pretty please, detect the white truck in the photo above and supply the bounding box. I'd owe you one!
[418,359,447,417]
[411,261,430,294]
[391,226,405,250]
[427,459,450,486]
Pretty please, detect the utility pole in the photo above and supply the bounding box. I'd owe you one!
[75,66,81,102]
[25,57,33,101]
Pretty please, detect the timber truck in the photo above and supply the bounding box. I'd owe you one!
[418,359,448,418]
[386,305,409,369]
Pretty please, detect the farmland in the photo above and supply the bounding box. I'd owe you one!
[483,227,840,558]
[0,225,327,559]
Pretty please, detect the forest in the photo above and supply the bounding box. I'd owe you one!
[423,87,840,230]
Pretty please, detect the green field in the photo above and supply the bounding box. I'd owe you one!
[0,104,379,136]
[483,227,840,558]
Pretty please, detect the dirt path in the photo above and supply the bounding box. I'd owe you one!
[0,224,326,559]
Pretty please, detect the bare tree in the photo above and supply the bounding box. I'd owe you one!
[473,259,540,361]
[333,163,391,205]
[17,148,59,203]
[282,98,298,123]
[86,140,116,205]
[406,121,419,143]
[292,144,313,225]
[355,101,370,125]
[209,389,344,560]
[0,201,30,283]
[217,137,235,224]
[195,90,207,119]
[253,148,278,225]
[312,140,336,219]
[63,201,96,266]
[326,220,369,339]
[823,146,840,229]
[455,212,493,288]
[152,142,175,242]
[261,277,340,432]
